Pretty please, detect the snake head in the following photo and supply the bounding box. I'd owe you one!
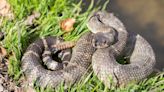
[87,11,118,48]
[92,28,116,49]
[87,11,111,33]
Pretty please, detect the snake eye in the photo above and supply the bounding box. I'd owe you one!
[96,14,104,24]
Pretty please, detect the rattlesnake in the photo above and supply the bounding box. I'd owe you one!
[21,33,95,88]
[21,11,156,89]
[88,11,156,87]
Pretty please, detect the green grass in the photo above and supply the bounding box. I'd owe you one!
[0,0,163,91]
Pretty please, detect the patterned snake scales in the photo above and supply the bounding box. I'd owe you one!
[21,11,156,88]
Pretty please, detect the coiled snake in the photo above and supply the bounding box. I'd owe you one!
[21,33,95,88]
[21,11,156,88]
[88,11,156,87]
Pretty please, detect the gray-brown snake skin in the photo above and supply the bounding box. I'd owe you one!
[21,11,156,89]
[88,11,156,88]
[21,33,95,88]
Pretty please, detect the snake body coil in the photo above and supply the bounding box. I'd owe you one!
[21,11,156,89]
[88,11,156,87]
[21,34,95,88]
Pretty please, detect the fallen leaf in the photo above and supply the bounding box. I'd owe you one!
[0,46,7,58]
[60,18,76,32]
[0,46,7,69]
[0,0,14,19]
[24,11,40,26]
